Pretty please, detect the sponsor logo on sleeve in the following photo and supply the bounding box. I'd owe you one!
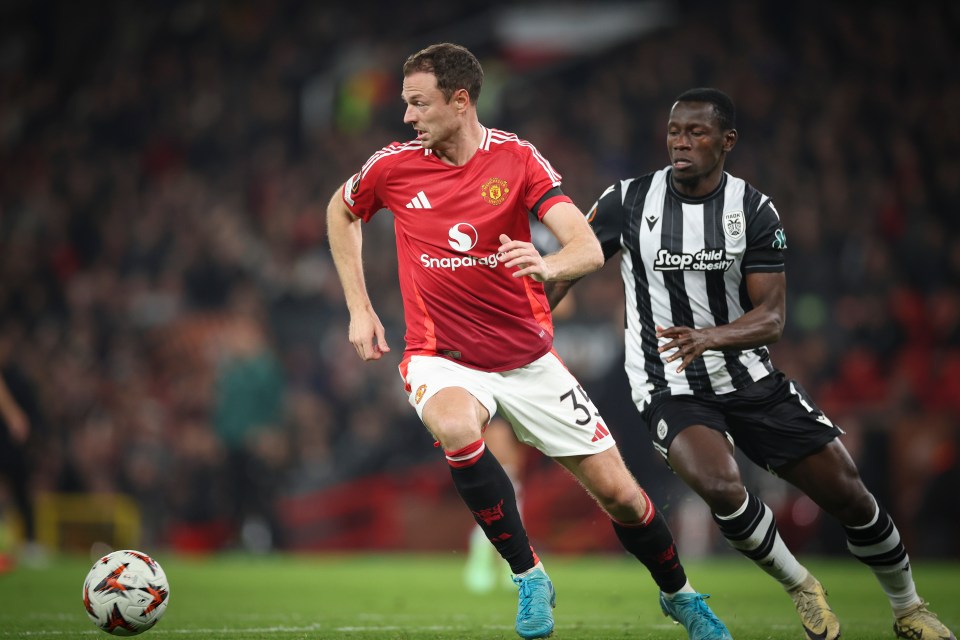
[772,228,787,250]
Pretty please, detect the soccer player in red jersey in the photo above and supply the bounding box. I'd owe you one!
[327,43,731,640]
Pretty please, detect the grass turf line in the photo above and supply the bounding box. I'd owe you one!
[0,553,957,639]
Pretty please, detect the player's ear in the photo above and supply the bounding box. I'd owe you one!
[453,88,469,112]
[723,128,738,152]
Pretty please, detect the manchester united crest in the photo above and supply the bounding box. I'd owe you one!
[723,209,745,240]
[481,177,509,205]
[415,384,427,404]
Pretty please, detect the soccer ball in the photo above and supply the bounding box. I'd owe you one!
[82,549,170,636]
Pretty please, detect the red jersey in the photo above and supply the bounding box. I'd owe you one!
[342,126,572,371]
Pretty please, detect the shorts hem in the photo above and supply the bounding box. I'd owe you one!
[768,431,841,471]
[540,437,617,459]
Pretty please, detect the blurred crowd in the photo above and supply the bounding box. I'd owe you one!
[0,0,958,557]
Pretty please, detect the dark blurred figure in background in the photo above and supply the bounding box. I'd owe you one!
[212,295,287,552]
[0,328,46,568]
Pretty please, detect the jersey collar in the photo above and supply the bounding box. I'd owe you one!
[665,169,728,204]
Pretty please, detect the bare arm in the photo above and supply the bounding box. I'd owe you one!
[499,201,603,282]
[326,189,390,361]
[0,374,29,443]
[658,271,786,373]
[543,278,579,310]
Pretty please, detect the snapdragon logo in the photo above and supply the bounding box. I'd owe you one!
[421,222,502,271]
[653,248,734,272]
[448,223,478,251]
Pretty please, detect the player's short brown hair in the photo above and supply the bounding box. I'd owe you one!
[403,42,483,104]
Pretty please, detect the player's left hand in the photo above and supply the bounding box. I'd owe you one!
[498,234,548,282]
[3,405,29,443]
[656,325,712,373]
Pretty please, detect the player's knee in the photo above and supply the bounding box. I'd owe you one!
[428,416,482,450]
[595,482,646,521]
[825,486,877,526]
[694,476,746,514]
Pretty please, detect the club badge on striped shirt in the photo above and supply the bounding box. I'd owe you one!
[723,209,745,239]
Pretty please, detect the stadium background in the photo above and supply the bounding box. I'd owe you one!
[0,0,957,564]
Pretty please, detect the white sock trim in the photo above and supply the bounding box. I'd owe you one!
[663,580,696,598]
[445,442,486,464]
[846,498,880,530]
[715,494,751,521]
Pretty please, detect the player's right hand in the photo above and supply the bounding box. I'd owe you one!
[348,308,390,361]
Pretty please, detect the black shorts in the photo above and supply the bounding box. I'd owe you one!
[641,371,844,472]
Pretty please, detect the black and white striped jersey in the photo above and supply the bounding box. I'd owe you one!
[588,167,787,408]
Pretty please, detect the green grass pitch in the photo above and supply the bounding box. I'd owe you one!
[0,553,956,639]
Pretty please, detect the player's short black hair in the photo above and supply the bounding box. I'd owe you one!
[403,43,483,104]
[675,88,736,131]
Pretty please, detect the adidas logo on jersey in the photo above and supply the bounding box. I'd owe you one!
[405,190,432,209]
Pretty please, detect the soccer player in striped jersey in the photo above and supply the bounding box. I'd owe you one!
[327,44,730,640]
[547,87,955,640]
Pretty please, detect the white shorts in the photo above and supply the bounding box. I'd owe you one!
[400,352,616,458]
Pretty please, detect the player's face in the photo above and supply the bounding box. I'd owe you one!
[667,101,736,197]
[402,72,459,150]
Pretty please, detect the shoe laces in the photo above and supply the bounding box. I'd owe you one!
[515,575,548,618]
[897,602,948,630]
[683,594,728,636]
[791,586,828,629]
